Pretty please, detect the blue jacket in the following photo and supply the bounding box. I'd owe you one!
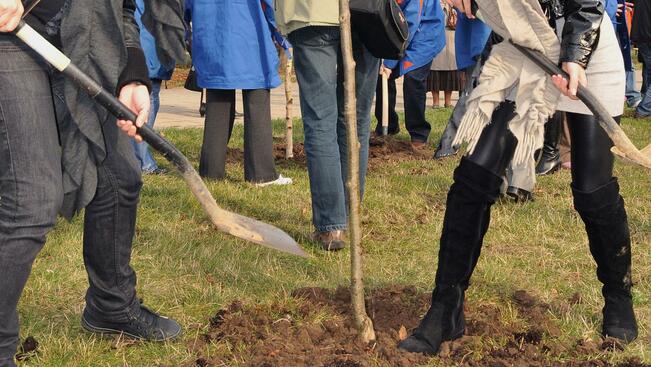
[185,0,286,89]
[384,0,446,76]
[607,0,633,71]
[454,13,491,70]
[135,0,175,80]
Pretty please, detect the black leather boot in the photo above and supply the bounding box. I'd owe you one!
[573,179,637,343]
[399,159,504,355]
[535,112,562,175]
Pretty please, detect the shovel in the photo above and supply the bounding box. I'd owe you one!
[473,4,651,170]
[381,73,389,136]
[507,41,651,169]
[12,21,308,258]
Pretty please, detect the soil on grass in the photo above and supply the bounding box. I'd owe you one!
[178,286,648,367]
[225,136,437,169]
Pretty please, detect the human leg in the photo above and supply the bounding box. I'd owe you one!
[400,102,518,354]
[403,62,433,143]
[444,90,452,108]
[199,89,236,179]
[132,79,161,173]
[568,113,637,342]
[80,109,180,341]
[242,89,279,183]
[0,37,62,367]
[290,26,347,237]
[635,43,651,117]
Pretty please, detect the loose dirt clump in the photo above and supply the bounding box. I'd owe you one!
[180,287,649,367]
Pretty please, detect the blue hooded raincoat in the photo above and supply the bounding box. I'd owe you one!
[185,0,289,89]
[383,0,446,76]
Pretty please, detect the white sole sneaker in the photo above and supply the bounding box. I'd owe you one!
[255,174,293,187]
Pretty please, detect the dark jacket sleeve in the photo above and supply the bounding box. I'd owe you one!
[560,0,604,68]
[117,0,152,92]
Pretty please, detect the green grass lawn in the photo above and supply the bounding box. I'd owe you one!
[17,109,651,366]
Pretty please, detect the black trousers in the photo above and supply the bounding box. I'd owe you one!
[374,62,433,142]
[199,89,278,183]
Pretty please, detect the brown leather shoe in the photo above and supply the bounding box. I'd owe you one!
[310,230,346,251]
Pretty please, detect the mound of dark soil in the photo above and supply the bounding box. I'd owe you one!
[178,287,648,367]
[226,136,437,169]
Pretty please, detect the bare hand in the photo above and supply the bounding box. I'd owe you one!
[0,0,23,32]
[117,82,150,143]
[551,62,587,100]
[446,0,474,19]
[379,65,392,78]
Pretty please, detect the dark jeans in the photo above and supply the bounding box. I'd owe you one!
[636,43,651,117]
[0,35,141,366]
[374,62,432,142]
[199,89,278,183]
[289,26,379,232]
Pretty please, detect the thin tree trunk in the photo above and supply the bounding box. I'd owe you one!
[283,50,294,159]
[339,0,376,344]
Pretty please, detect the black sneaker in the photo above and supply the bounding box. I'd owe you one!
[81,304,182,342]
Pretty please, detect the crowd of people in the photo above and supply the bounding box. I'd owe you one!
[0,0,649,365]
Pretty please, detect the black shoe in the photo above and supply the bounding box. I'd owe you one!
[81,304,182,341]
[505,186,534,203]
[398,286,465,355]
[602,288,638,342]
[535,154,561,175]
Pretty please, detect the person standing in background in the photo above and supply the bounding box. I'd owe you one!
[631,0,651,119]
[427,0,464,109]
[186,0,292,186]
[131,0,178,175]
[274,0,379,250]
[373,0,447,149]
[433,13,491,158]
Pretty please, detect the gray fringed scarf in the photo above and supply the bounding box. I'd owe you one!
[452,0,561,168]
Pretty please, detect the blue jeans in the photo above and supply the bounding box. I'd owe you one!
[289,26,379,232]
[0,35,142,367]
[132,79,161,172]
[625,70,642,107]
[637,43,651,117]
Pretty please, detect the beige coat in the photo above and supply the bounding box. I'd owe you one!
[274,0,340,35]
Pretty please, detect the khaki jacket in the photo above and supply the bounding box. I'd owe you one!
[274,0,339,35]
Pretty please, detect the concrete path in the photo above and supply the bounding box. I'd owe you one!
[157,69,645,129]
[157,78,460,129]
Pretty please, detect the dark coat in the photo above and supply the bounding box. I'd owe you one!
[57,0,142,218]
[631,0,651,44]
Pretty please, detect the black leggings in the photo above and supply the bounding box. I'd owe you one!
[467,101,618,192]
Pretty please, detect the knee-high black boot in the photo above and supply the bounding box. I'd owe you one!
[400,102,517,355]
[398,158,505,354]
[573,179,637,342]
[535,111,562,175]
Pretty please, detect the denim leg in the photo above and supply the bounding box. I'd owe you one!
[625,70,641,107]
[403,62,433,142]
[636,43,651,117]
[373,73,399,135]
[82,110,143,321]
[132,79,161,172]
[337,35,380,199]
[290,27,346,232]
[0,36,63,365]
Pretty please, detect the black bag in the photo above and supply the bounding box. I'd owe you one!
[184,66,202,92]
[350,0,409,60]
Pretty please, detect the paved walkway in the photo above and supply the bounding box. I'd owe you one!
[157,70,645,129]
[157,78,460,129]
